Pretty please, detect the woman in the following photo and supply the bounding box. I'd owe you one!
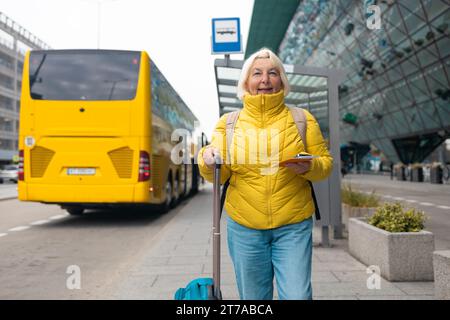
[197,48,333,300]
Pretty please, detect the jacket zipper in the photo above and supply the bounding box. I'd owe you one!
[261,96,273,227]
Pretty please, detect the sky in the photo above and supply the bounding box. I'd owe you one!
[0,0,254,137]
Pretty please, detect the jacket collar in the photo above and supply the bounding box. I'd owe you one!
[242,90,286,123]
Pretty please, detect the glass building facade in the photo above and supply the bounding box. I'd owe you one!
[277,0,449,165]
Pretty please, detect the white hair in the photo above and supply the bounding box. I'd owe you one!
[236,48,290,100]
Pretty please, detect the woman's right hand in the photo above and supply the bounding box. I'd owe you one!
[202,146,221,169]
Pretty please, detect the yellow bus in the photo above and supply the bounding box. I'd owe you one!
[18,49,207,215]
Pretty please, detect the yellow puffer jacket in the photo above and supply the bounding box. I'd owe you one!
[197,90,333,230]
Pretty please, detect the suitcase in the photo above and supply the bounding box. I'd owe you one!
[174,160,223,300]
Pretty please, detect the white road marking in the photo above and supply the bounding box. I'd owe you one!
[31,220,50,226]
[3,214,69,235]
[8,226,30,232]
[373,192,450,211]
[49,214,67,220]
[419,202,434,206]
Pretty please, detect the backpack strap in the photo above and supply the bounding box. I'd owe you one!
[288,106,307,150]
[225,110,241,163]
[288,107,321,221]
[220,110,240,216]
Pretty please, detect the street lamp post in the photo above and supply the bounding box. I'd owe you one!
[81,0,118,49]
[97,1,101,49]
[97,0,118,49]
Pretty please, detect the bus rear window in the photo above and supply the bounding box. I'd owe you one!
[29,50,140,101]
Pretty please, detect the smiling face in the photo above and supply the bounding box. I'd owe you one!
[246,58,282,96]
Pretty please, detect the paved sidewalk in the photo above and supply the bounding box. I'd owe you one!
[113,183,435,300]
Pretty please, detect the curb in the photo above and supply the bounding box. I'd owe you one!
[0,196,17,201]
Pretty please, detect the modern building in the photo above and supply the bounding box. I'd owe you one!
[243,0,449,167]
[0,12,50,165]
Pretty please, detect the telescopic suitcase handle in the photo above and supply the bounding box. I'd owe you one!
[212,154,222,299]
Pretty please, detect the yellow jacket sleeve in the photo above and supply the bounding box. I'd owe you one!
[301,110,334,182]
[197,114,232,184]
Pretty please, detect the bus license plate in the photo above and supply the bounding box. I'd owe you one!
[67,168,96,175]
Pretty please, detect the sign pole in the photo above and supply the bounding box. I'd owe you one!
[224,54,230,67]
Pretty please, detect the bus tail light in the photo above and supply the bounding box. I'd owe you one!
[138,151,150,182]
[19,149,24,181]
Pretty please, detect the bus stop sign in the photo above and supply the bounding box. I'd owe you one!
[211,17,242,55]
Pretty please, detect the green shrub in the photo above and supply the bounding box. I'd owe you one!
[368,202,426,232]
[341,184,380,207]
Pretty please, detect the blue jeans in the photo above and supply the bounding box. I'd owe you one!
[227,216,313,300]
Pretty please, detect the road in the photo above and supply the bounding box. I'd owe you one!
[343,174,450,251]
[0,194,187,299]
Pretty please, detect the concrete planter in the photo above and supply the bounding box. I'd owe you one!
[348,217,434,281]
[433,250,450,300]
[342,203,376,232]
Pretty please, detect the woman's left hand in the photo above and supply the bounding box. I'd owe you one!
[284,160,312,174]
